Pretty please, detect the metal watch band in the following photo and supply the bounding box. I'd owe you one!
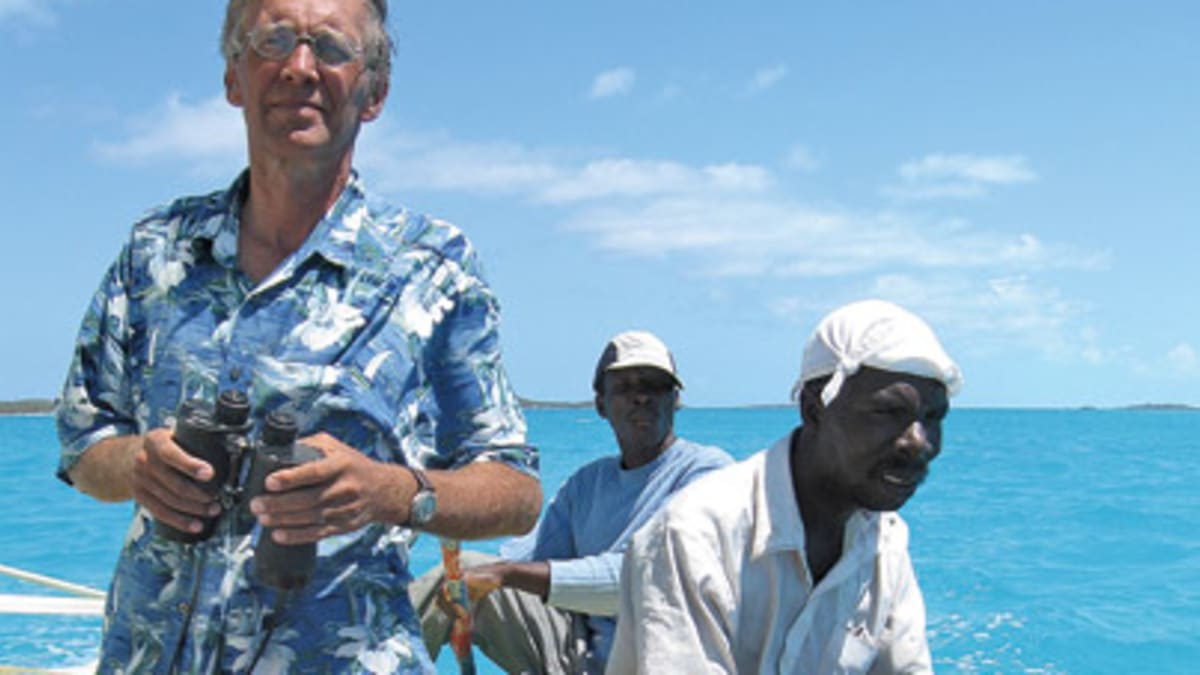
[405,465,437,527]
[407,465,433,492]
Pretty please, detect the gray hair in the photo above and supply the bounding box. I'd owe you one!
[220,0,392,98]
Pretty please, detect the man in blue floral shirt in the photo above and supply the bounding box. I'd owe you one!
[55,0,541,672]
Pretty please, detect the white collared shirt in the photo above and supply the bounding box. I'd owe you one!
[607,433,932,674]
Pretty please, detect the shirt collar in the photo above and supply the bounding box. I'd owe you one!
[300,170,369,270]
[180,169,370,272]
[751,431,808,557]
[751,430,884,559]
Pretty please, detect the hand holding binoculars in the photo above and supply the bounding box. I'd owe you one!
[153,390,322,590]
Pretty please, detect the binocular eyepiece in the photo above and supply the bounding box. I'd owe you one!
[154,391,321,590]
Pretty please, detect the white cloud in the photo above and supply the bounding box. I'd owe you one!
[0,0,52,22]
[748,64,788,93]
[353,127,1105,285]
[357,125,773,204]
[900,154,1036,184]
[542,159,771,203]
[92,93,244,178]
[1167,343,1198,374]
[763,273,1094,363]
[557,184,1107,364]
[357,127,561,195]
[565,198,1101,278]
[800,273,1090,361]
[886,153,1037,200]
[589,68,636,99]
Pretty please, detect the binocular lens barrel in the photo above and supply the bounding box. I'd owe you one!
[154,401,235,543]
[248,417,322,590]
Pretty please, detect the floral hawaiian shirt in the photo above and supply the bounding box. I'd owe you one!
[56,170,536,673]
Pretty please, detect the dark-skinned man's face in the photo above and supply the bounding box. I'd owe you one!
[812,367,949,512]
[598,367,678,458]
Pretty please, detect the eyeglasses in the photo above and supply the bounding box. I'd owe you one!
[243,22,363,67]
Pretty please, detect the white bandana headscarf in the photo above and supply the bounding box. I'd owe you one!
[793,299,963,405]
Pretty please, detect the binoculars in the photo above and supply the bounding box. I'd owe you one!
[153,390,323,590]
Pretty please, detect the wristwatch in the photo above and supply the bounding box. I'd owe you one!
[405,465,437,527]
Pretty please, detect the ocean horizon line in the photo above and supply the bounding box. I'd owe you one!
[2,398,1196,416]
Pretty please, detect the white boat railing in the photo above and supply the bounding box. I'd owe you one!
[0,563,102,672]
[0,562,104,616]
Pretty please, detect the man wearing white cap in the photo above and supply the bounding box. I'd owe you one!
[607,300,962,674]
[412,330,733,673]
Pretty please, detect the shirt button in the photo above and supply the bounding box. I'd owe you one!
[229,366,242,381]
[178,601,190,614]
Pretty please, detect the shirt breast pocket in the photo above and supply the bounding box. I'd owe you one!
[831,622,880,674]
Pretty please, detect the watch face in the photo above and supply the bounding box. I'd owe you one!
[411,491,437,525]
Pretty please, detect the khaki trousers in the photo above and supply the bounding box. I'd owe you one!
[409,551,590,675]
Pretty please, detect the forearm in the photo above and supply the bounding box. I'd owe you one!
[67,434,140,502]
[423,461,542,539]
[246,434,542,545]
[493,560,551,601]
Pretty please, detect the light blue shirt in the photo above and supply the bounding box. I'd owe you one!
[502,436,733,665]
[56,171,536,673]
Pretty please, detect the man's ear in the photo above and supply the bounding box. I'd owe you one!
[594,394,607,419]
[800,387,824,428]
[359,76,388,122]
[224,65,243,107]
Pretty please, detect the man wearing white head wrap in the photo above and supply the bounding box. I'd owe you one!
[608,300,960,675]
[796,299,963,406]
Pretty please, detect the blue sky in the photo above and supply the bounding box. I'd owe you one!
[1,1,1196,407]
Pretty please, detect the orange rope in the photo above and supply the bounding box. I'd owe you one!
[440,539,476,674]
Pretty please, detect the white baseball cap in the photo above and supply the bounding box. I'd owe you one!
[593,330,683,392]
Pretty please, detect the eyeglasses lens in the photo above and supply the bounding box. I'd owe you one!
[249,24,359,66]
[311,33,356,65]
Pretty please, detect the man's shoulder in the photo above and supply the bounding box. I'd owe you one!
[658,449,763,533]
[130,185,233,239]
[356,193,479,271]
[627,453,761,569]
[562,454,623,485]
[671,437,736,470]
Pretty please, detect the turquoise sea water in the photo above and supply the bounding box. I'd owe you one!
[2,408,1198,673]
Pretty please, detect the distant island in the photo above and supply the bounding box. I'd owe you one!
[518,397,592,410]
[0,399,55,415]
[1118,403,1200,411]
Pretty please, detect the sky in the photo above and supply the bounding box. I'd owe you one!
[1,1,1196,408]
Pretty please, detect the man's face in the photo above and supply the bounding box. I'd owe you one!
[224,0,385,164]
[814,367,949,512]
[598,367,678,459]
